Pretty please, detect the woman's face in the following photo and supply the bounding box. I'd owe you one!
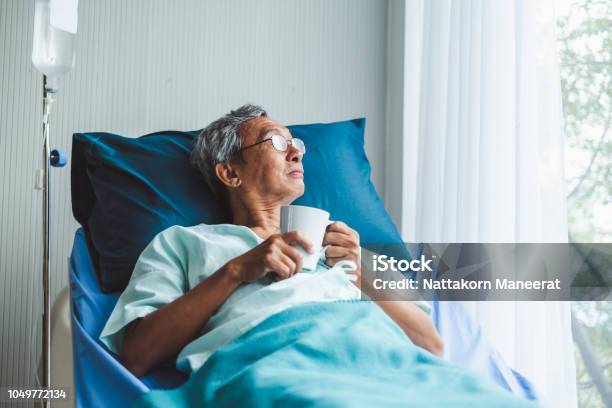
[232,116,305,204]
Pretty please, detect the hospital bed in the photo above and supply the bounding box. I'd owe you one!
[52,228,538,406]
[52,121,539,406]
[50,231,189,408]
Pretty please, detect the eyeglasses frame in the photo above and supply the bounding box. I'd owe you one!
[237,133,306,155]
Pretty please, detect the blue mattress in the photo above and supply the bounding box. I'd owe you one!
[69,229,189,407]
[69,228,538,407]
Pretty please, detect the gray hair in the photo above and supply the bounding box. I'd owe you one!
[190,104,267,200]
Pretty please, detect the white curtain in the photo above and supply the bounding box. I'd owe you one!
[394,0,577,406]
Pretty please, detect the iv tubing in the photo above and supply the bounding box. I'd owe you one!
[41,76,55,408]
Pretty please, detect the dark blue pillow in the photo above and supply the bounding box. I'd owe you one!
[71,130,230,292]
[291,119,402,244]
[71,119,402,293]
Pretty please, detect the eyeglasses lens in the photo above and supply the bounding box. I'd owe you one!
[270,134,306,155]
[292,138,306,154]
[271,134,288,151]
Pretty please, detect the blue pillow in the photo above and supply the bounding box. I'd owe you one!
[291,119,402,244]
[71,119,402,293]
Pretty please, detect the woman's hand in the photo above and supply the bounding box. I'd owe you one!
[226,232,313,283]
[323,221,361,281]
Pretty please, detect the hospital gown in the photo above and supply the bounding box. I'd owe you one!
[100,223,413,373]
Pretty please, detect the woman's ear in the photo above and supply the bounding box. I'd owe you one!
[215,162,242,188]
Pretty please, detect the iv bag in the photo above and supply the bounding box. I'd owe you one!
[32,0,76,91]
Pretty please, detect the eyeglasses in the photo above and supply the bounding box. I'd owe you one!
[238,134,306,155]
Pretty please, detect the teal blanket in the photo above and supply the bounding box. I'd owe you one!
[134,301,537,408]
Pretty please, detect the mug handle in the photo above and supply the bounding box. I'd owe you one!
[320,220,360,282]
[334,260,359,281]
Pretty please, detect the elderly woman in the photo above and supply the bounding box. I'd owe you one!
[100,106,537,408]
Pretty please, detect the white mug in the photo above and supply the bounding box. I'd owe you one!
[280,205,333,271]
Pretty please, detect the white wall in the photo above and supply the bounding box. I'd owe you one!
[0,0,390,390]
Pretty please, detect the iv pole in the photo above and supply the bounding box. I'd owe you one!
[32,2,76,406]
[42,75,51,407]
[40,75,67,408]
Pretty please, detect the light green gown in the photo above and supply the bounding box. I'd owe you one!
[100,223,366,373]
